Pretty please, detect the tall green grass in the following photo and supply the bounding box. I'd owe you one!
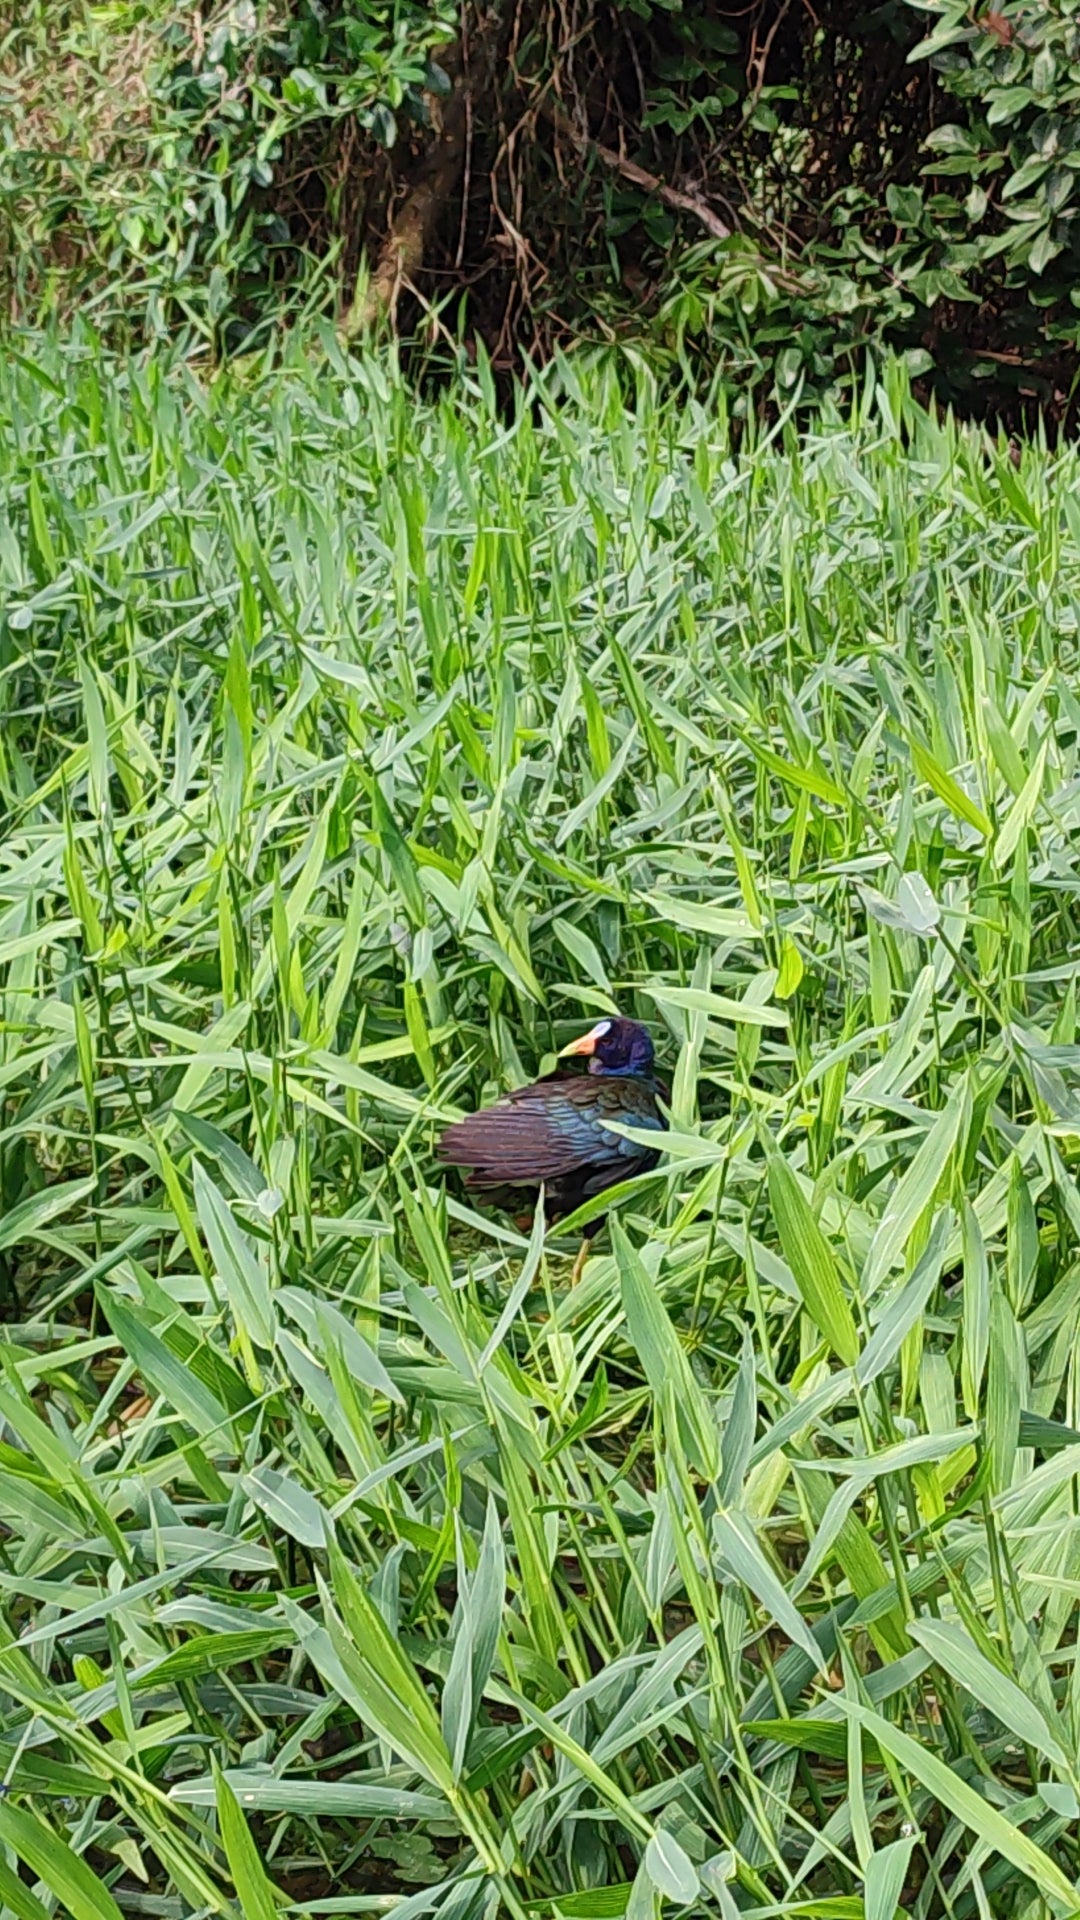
[1,328,1080,1920]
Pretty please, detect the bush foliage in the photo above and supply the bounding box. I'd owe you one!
[5,0,1080,410]
[0,0,453,342]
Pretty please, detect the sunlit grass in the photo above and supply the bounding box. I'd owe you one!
[1,327,1079,1920]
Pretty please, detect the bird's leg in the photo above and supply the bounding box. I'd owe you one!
[569,1239,590,1287]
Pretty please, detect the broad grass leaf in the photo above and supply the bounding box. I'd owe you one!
[642,893,760,940]
[1018,1409,1080,1452]
[645,1831,699,1904]
[555,1164,672,1239]
[614,1219,719,1479]
[322,868,380,1037]
[911,1616,1070,1771]
[857,1209,951,1388]
[479,1193,546,1369]
[172,1772,447,1816]
[713,1508,823,1670]
[77,654,110,820]
[609,634,677,779]
[495,1414,562,1666]
[167,999,254,1121]
[847,1702,871,1870]
[0,1852,51,1920]
[321,1550,455,1792]
[645,984,787,1027]
[193,1159,275,1350]
[0,1471,83,1542]
[742,1718,850,1761]
[864,1835,916,1920]
[552,916,612,990]
[215,1765,283,1920]
[961,1200,989,1419]
[766,1148,859,1367]
[861,875,939,936]
[0,1177,96,1254]
[173,1109,265,1200]
[908,734,990,837]
[556,723,638,847]
[0,1803,124,1920]
[736,731,846,807]
[719,1328,756,1507]
[994,738,1048,869]
[839,1699,1079,1913]
[775,934,804,999]
[987,1287,1023,1493]
[669,941,710,1128]
[314,1597,455,1793]
[794,1429,973,1597]
[141,1627,294,1688]
[276,1328,373,1478]
[96,1287,233,1441]
[370,780,426,922]
[278,1287,403,1404]
[442,1497,505,1779]
[497,1684,651,1840]
[242,1465,328,1548]
[982,693,1027,794]
[1006,1148,1039,1313]
[862,1078,969,1296]
[593,1627,705,1766]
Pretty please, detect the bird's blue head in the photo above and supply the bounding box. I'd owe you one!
[558,1017,655,1078]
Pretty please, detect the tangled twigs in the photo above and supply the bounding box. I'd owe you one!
[342,42,468,337]
[747,0,795,109]
[547,102,731,242]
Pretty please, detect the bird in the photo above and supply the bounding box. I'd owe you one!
[436,1016,666,1284]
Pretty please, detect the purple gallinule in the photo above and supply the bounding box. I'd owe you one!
[437,1017,666,1281]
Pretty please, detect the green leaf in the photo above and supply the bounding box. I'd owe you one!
[994,739,1048,868]
[1018,1409,1080,1453]
[862,1077,969,1296]
[737,732,847,807]
[321,1548,455,1792]
[987,1287,1022,1494]
[0,1177,96,1254]
[0,1804,125,1920]
[614,1220,720,1478]
[242,1465,329,1548]
[442,1496,506,1779]
[215,1764,284,1920]
[642,894,760,940]
[645,983,787,1027]
[172,1772,446,1817]
[961,1201,989,1419]
[0,1852,52,1920]
[864,1836,916,1920]
[193,1158,275,1350]
[644,1831,699,1904]
[909,735,991,837]
[139,1627,294,1688]
[840,1699,1079,1912]
[766,1148,859,1367]
[910,1616,1070,1771]
[96,1287,234,1441]
[857,1209,950,1388]
[719,1328,756,1507]
[713,1508,824,1671]
[173,1110,266,1200]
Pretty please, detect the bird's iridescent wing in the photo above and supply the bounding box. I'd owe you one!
[437,1074,663,1192]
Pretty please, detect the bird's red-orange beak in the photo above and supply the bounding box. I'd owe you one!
[557,1021,610,1058]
